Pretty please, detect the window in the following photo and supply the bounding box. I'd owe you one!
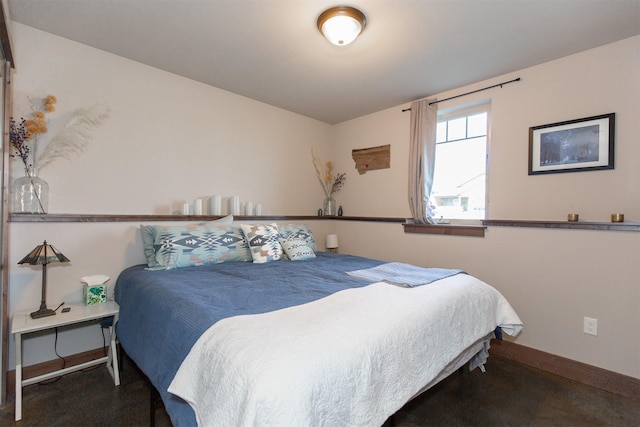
[430,104,489,220]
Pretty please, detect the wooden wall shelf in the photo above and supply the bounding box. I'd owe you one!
[403,223,486,237]
[483,219,640,232]
[8,213,406,223]
[8,214,639,233]
[9,213,318,223]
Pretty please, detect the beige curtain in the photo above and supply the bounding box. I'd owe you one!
[408,98,438,224]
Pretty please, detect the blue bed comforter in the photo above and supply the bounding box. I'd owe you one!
[114,252,384,426]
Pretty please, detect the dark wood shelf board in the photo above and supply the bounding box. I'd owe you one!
[8,214,639,234]
[8,213,407,223]
[483,219,640,232]
[331,216,407,223]
[403,223,486,237]
[8,213,322,223]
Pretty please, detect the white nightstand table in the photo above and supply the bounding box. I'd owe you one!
[11,300,120,421]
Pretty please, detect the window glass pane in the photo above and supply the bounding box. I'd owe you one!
[431,136,486,220]
[447,117,467,141]
[436,121,447,143]
[467,112,487,138]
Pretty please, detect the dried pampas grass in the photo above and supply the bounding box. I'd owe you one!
[311,148,331,197]
[36,103,111,170]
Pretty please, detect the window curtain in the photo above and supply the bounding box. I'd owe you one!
[408,98,438,224]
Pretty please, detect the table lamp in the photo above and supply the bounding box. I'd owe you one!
[326,234,339,254]
[18,240,70,319]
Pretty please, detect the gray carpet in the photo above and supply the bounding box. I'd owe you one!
[1,355,638,426]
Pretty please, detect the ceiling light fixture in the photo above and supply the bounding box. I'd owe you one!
[317,6,366,46]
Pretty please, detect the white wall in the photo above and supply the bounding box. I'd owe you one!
[332,37,639,221]
[7,21,639,380]
[7,23,334,368]
[332,36,640,378]
[10,23,334,216]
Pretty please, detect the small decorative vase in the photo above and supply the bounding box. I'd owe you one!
[12,168,49,213]
[323,196,336,216]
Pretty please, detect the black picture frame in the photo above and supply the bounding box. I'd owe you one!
[528,113,615,175]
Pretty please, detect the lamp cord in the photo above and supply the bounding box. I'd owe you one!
[38,328,67,385]
[37,323,108,386]
[101,327,107,356]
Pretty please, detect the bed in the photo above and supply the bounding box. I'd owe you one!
[114,222,522,427]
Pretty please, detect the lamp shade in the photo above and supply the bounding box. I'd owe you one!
[326,234,339,249]
[18,240,70,265]
[18,240,70,319]
[317,6,366,46]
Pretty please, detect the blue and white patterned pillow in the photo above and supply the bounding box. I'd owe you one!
[240,223,284,263]
[279,238,316,261]
[278,224,317,252]
[141,224,159,268]
[147,222,250,270]
[141,215,235,268]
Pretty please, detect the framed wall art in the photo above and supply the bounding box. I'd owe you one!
[528,113,615,175]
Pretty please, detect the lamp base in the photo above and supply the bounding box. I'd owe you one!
[30,308,56,319]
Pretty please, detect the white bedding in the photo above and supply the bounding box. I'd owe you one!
[168,274,522,427]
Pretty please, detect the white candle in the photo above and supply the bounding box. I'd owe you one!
[255,203,262,216]
[245,201,253,216]
[194,199,203,215]
[210,195,222,215]
[230,196,240,215]
[182,203,190,215]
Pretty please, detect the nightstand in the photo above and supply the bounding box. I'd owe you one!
[11,300,120,421]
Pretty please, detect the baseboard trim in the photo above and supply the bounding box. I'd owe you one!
[490,339,640,400]
[5,341,639,402]
[6,347,108,394]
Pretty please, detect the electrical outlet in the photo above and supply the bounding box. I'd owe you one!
[584,317,598,336]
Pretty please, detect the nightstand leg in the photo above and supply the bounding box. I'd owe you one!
[15,332,22,421]
[106,315,120,386]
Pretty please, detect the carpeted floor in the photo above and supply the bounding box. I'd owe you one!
[1,355,638,426]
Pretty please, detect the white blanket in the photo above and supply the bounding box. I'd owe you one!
[168,275,522,427]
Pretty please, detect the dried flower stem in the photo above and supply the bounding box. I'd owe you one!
[312,148,331,197]
[311,148,347,198]
[25,170,46,213]
[10,95,110,213]
[330,172,347,195]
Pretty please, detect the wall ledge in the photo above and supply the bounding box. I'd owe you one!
[8,213,407,223]
[483,219,640,232]
[9,213,323,223]
[403,223,485,237]
[9,214,640,234]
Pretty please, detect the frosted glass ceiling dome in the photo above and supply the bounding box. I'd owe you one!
[317,6,366,46]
